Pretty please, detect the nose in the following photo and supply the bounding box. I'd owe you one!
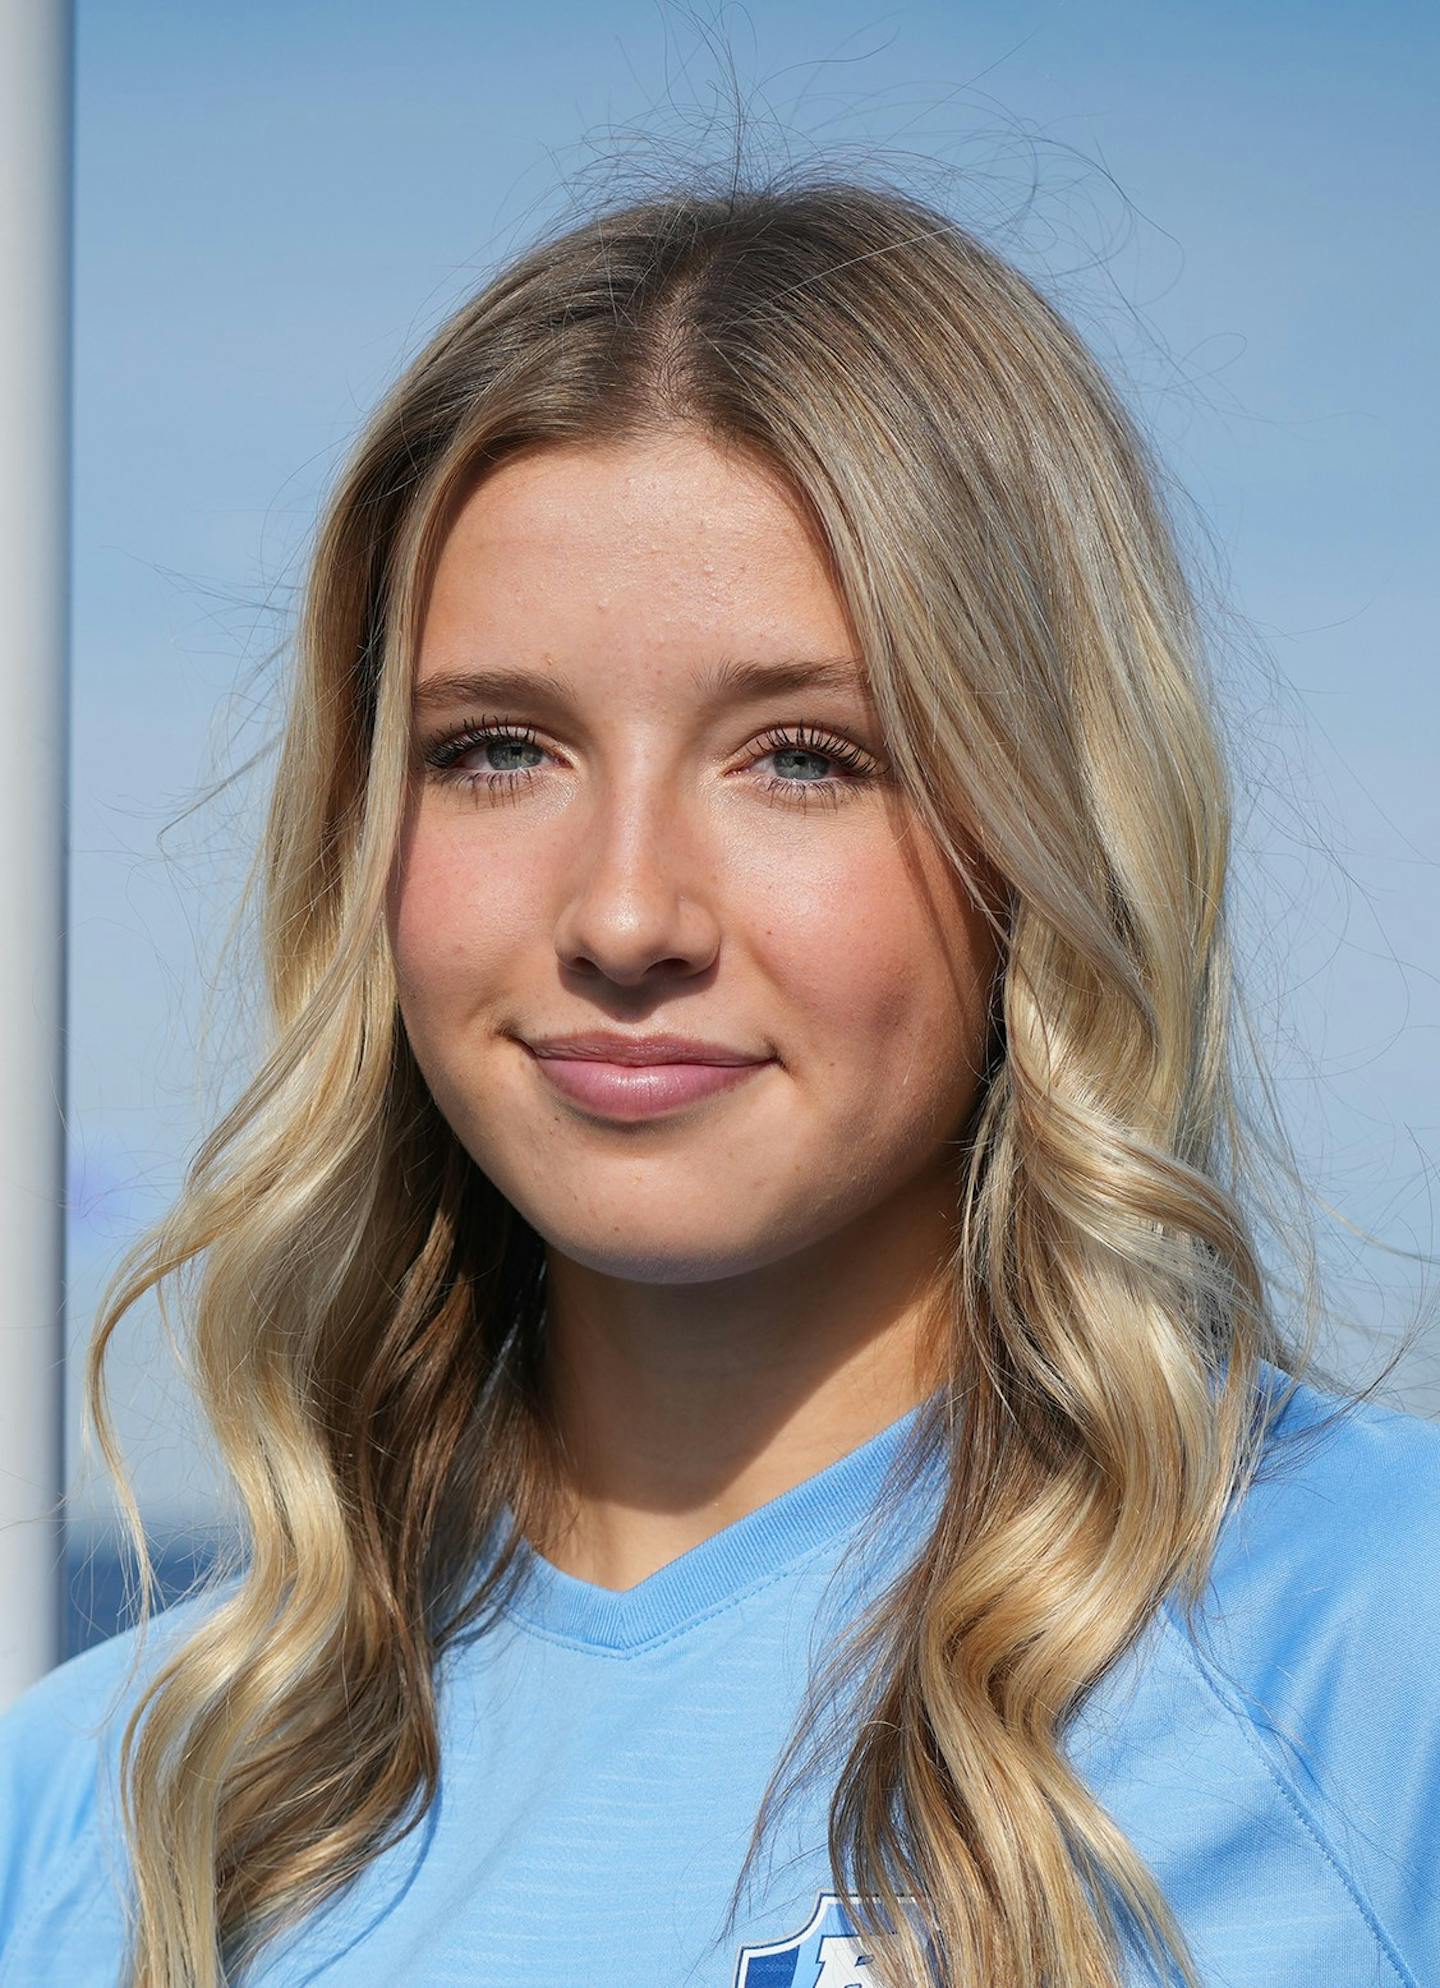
[551,779,722,988]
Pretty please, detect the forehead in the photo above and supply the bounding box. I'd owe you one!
[414,435,863,704]
[435,432,816,558]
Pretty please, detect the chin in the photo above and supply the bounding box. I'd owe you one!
[533,1216,794,1287]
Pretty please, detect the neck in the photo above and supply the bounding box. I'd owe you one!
[529,1187,953,1592]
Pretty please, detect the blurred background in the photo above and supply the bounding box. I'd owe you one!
[64,0,1438,1651]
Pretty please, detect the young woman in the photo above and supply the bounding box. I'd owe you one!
[1,172,1436,1988]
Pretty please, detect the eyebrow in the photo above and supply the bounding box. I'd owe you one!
[410,654,868,717]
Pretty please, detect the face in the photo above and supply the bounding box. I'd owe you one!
[386,430,1001,1287]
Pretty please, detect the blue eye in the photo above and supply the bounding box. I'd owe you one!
[420,717,546,800]
[750,723,876,808]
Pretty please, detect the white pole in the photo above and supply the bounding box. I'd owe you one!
[0,0,73,1706]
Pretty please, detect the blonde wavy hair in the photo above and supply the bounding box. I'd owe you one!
[81,164,1414,1988]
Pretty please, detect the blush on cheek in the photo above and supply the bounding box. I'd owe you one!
[795,906,921,1031]
[392,837,521,990]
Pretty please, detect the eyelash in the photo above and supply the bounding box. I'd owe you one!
[418,715,879,810]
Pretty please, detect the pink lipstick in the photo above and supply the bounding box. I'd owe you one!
[518,1030,774,1122]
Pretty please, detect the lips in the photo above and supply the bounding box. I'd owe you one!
[523,1030,768,1067]
[518,1036,774,1120]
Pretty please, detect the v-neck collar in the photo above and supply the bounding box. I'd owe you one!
[498,1395,937,1654]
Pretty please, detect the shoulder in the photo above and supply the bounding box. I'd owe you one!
[1203,1357,1440,1645]
[1166,1358,1440,1975]
[0,1577,240,1945]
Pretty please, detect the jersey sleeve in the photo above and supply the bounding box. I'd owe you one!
[1186,1384,1440,1984]
[0,1628,129,1957]
[0,1579,240,1969]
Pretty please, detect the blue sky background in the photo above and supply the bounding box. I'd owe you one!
[65,0,1439,1533]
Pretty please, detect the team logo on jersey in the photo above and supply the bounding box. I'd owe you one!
[733,1890,931,1986]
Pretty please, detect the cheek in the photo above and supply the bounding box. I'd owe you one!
[762,838,988,1094]
[389,827,538,1013]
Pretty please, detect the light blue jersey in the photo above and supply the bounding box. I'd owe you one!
[2,1360,1438,1985]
